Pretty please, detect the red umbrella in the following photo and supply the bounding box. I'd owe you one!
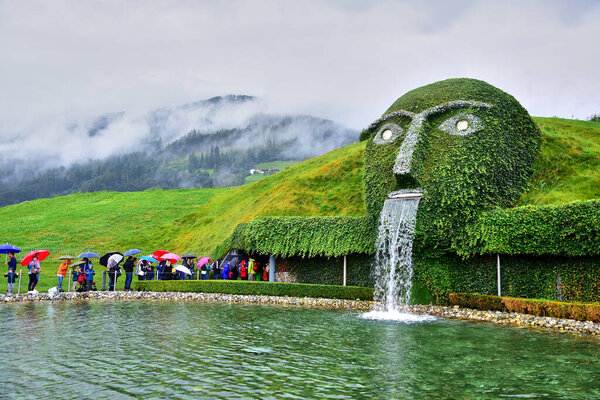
[20,250,50,266]
[153,250,169,260]
[159,252,181,262]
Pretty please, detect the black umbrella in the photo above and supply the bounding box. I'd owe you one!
[182,253,197,259]
[100,251,123,267]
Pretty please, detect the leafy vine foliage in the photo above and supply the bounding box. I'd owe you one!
[229,79,600,303]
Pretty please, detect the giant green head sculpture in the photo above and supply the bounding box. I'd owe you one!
[360,78,540,250]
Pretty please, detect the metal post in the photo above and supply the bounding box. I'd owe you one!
[114,271,117,291]
[197,270,200,280]
[343,255,347,286]
[18,269,22,295]
[269,255,275,282]
[497,254,501,297]
[68,270,71,292]
[102,271,106,290]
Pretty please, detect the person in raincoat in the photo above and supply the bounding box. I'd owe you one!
[57,259,71,292]
[221,262,230,280]
[248,258,256,281]
[85,264,95,291]
[5,251,18,296]
[239,260,248,280]
[27,256,41,292]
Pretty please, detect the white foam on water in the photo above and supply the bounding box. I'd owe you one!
[361,310,437,323]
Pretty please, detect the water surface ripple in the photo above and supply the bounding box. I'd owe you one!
[1,301,599,399]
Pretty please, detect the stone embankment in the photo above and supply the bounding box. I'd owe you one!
[1,291,599,336]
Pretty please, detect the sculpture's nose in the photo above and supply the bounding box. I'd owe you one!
[393,120,422,176]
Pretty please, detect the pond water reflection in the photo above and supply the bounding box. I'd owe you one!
[1,301,598,399]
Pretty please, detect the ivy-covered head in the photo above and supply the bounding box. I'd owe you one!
[361,78,540,250]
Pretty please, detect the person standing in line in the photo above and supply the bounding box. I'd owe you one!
[27,256,41,292]
[135,259,145,281]
[254,262,263,282]
[57,259,71,292]
[107,257,121,291]
[85,264,95,291]
[248,258,255,281]
[212,258,222,280]
[146,261,155,281]
[122,256,135,291]
[157,260,165,280]
[6,251,17,296]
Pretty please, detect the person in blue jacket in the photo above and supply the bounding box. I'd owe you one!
[221,262,230,280]
[6,251,17,296]
[85,264,95,291]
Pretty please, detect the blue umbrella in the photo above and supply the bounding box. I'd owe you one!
[140,256,158,263]
[124,249,142,257]
[0,244,21,254]
[77,251,101,258]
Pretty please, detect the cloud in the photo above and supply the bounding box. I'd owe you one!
[0,0,598,145]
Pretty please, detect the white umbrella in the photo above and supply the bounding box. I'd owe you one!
[174,265,192,276]
[108,253,124,266]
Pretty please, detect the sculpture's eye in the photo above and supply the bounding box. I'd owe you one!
[439,114,483,136]
[373,123,403,145]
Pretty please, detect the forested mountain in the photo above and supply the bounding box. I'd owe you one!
[0,96,357,206]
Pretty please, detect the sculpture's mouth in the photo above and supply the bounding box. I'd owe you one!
[388,189,423,200]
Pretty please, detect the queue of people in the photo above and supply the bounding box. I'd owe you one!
[5,247,271,295]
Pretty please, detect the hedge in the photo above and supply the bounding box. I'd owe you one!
[415,254,600,304]
[449,293,600,323]
[133,280,374,301]
[463,200,600,256]
[230,215,377,258]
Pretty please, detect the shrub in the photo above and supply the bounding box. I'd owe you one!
[449,293,600,322]
[133,280,374,301]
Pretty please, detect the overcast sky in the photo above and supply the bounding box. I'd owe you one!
[1,0,599,132]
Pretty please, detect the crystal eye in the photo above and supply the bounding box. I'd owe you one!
[456,120,469,131]
[439,114,483,136]
[373,124,402,145]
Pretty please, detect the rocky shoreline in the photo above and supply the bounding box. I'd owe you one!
[1,291,599,336]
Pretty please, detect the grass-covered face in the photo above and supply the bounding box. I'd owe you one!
[361,78,540,249]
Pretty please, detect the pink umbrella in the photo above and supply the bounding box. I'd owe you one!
[196,257,210,268]
[159,252,181,262]
[20,250,50,266]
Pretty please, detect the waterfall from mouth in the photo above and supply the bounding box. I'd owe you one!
[372,196,421,312]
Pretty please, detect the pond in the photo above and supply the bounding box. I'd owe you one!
[1,301,599,399]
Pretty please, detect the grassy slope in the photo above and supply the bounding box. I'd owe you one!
[0,141,365,254]
[2,117,600,293]
[518,117,600,205]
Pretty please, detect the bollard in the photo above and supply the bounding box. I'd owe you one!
[102,271,107,290]
[68,270,71,292]
[343,255,347,286]
[114,271,117,291]
[269,255,275,282]
[197,270,200,280]
[497,254,502,296]
[18,269,22,295]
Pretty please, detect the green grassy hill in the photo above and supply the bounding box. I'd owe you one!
[1,117,599,292]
